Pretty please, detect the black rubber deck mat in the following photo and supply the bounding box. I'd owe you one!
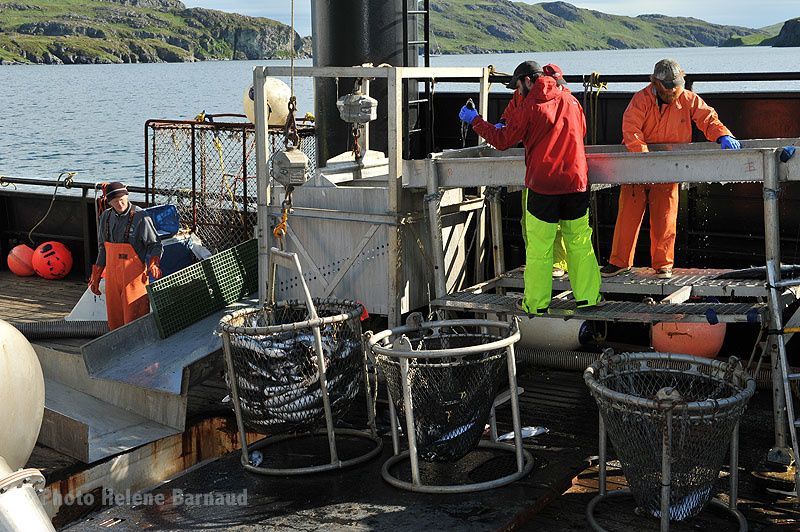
[62,369,598,531]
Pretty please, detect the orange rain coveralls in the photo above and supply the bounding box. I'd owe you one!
[609,85,731,270]
[104,239,150,330]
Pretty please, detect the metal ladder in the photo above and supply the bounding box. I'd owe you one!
[765,258,800,496]
[402,0,434,157]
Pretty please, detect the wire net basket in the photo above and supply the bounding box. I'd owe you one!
[218,299,364,435]
[373,324,507,463]
[585,353,755,521]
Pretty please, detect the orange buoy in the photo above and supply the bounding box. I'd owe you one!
[652,321,727,359]
[31,241,73,280]
[7,244,35,276]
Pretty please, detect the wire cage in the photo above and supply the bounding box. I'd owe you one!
[145,118,316,254]
[218,296,382,475]
[367,319,535,493]
[584,352,756,531]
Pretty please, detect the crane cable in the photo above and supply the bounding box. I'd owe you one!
[272,0,299,251]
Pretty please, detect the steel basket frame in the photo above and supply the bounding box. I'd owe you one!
[584,352,756,532]
[219,247,382,475]
[368,318,535,493]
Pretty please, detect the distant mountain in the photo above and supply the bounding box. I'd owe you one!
[772,17,800,46]
[0,0,309,64]
[0,0,790,65]
[430,1,774,53]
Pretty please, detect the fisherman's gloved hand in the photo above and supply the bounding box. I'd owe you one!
[147,256,162,281]
[459,105,478,125]
[718,135,741,150]
[88,264,104,296]
[495,122,506,129]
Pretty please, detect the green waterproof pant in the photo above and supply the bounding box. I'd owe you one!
[521,189,567,271]
[522,209,601,314]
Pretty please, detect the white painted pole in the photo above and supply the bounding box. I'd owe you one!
[254,67,272,306]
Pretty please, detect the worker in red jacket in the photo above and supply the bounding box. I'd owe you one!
[500,64,570,279]
[601,58,740,279]
[460,60,602,315]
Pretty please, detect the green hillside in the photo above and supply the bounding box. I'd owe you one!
[0,0,307,64]
[0,0,789,64]
[431,1,773,53]
[723,20,786,46]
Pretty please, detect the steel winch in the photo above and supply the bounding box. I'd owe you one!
[336,91,378,124]
[271,95,310,189]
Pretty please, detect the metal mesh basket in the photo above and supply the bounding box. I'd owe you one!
[373,324,507,463]
[585,353,755,521]
[218,299,365,435]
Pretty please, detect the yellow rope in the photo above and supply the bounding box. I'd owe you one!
[273,205,290,241]
[211,135,239,212]
[584,72,608,145]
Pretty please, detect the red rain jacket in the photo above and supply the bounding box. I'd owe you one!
[472,76,588,195]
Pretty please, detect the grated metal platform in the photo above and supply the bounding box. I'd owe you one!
[432,291,764,324]
[499,267,771,298]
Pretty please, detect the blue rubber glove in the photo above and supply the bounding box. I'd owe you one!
[495,122,505,129]
[718,135,741,150]
[459,105,478,125]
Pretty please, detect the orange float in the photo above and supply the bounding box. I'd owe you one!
[6,244,36,276]
[652,321,727,359]
[31,241,73,280]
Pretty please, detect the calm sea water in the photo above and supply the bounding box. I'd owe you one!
[1,47,798,184]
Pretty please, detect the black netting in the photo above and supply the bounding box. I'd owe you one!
[586,354,754,521]
[219,299,364,435]
[374,327,506,463]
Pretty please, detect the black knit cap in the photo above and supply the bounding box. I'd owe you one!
[507,60,544,89]
[105,181,129,200]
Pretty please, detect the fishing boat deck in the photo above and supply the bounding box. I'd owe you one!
[0,270,86,322]
[1,273,797,530]
[0,270,87,352]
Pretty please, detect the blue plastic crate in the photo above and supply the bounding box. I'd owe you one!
[143,204,179,240]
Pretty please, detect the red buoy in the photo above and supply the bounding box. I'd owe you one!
[7,244,35,276]
[32,241,73,280]
[652,322,727,359]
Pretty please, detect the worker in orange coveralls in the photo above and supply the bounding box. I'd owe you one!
[88,182,163,330]
[601,58,740,280]
[500,64,571,280]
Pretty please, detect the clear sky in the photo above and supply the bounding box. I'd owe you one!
[181,1,796,36]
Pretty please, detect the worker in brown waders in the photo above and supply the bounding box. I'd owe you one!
[88,182,163,330]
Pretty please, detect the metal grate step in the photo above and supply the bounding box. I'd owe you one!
[500,266,772,298]
[432,291,764,324]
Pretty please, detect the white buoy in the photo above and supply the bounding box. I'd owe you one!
[243,78,292,126]
[517,316,590,351]
[0,320,55,531]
